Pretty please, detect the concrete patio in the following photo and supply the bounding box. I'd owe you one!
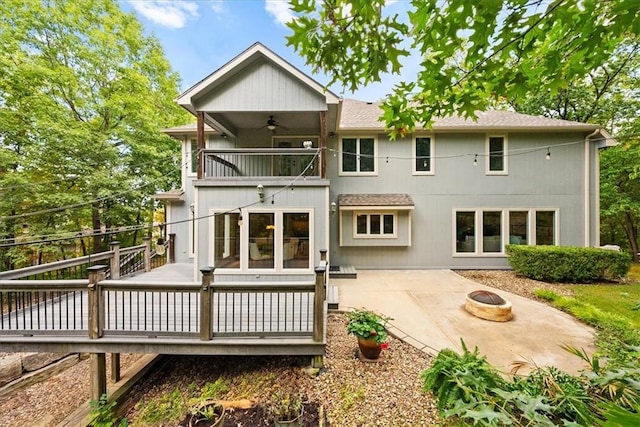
[334,270,595,375]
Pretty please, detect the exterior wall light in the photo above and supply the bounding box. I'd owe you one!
[303,140,313,149]
[330,201,337,213]
[257,184,265,202]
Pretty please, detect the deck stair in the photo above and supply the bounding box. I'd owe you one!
[329,265,357,279]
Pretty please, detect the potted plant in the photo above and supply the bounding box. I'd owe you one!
[346,308,392,359]
[188,400,226,427]
[268,391,304,427]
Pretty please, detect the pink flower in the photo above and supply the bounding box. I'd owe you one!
[380,342,389,350]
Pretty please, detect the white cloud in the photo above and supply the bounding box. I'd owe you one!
[265,0,294,25]
[129,1,199,29]
[210,1,225,14]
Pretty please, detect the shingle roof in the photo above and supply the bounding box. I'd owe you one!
[162,123,216,134]
[338,194,415,207]
[339,98,600,131]
[152,189,185,202]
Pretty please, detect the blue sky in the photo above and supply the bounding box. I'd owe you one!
[121,0,414,102]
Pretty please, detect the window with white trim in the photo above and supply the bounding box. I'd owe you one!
[535,211,555,245]
[188,139,198,175]
[341,137,376,174]
[354,212,396,238]
[486,135,508,174]
[454,208,557,255]
[413,136,434,174]
[212,209,312,271]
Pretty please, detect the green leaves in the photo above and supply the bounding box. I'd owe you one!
[0,0,188,265]
[345,308,392,344]
[286,0,640,137]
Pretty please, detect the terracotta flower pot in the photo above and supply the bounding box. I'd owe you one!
[357,337,382,359]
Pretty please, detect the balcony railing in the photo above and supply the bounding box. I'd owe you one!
[203,148,320,178]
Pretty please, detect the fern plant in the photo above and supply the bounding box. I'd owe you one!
[421,339,505,415]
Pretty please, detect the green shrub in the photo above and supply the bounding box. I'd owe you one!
[422,343,640,426]
[421,340,506,415]
[506,245,631,283]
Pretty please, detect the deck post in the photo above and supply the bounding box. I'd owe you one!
[88,265,107,339]
[143,236,151,272]
[87,265,107,402]
[168,233,176,263]
[110,241,120,279]
[200,267,215,341]
[313,264,326,342]
[89,353,107,402]
[111,353,121,383]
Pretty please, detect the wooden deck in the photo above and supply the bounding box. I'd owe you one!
[0,263,327,357]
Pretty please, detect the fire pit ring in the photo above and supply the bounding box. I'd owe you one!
[465,290,513,322]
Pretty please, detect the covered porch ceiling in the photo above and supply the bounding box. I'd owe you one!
[203,110,336,137]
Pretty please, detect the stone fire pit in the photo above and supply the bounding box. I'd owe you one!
[464,290,513,322]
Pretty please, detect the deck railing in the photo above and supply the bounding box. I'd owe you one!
[0,236,172,281]
[0,262,327,342]
[203,148,320,178]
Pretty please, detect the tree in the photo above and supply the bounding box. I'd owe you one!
[0,0,189,268]
[287,0,640,138]
[504,41,640,260]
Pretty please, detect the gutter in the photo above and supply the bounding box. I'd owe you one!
[584,129,600,247]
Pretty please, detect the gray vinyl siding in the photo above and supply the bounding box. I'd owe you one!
[328,131,595,269]
[194,59,327,112]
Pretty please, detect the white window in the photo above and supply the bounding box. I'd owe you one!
[187,139,198,175]
[413,135,434,175]
[340,137,377,175]
[354,212,396,238]
[486,135,508,175]
[454,208,557,255]
[211,209,312,271]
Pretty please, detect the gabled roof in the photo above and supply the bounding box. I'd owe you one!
[339,99,602,132]
[177,42,340,110]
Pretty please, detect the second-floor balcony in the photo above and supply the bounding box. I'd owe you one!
[202,148,321,179]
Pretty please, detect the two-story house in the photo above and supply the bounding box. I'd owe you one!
[157,42,614,280]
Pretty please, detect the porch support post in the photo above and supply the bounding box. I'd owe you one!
[319,111,327,179]
[200,267,215,341]
[109,241,120,280]
[143,236,151,272]
[168,233,176,264]
[197,111,205,179]
[313,263,326,342]
[88,265,107,402]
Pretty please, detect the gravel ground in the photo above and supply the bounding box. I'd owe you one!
[455,269,574,301]
[0,270,569,426]
[122,314,439,426]
[0,353,142,426]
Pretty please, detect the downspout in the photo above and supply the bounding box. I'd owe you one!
[584,129,600,247]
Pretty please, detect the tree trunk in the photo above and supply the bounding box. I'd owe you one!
[92,202,102,254]
[622,212,639,262]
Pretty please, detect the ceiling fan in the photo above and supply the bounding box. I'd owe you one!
[258,115,288,131]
